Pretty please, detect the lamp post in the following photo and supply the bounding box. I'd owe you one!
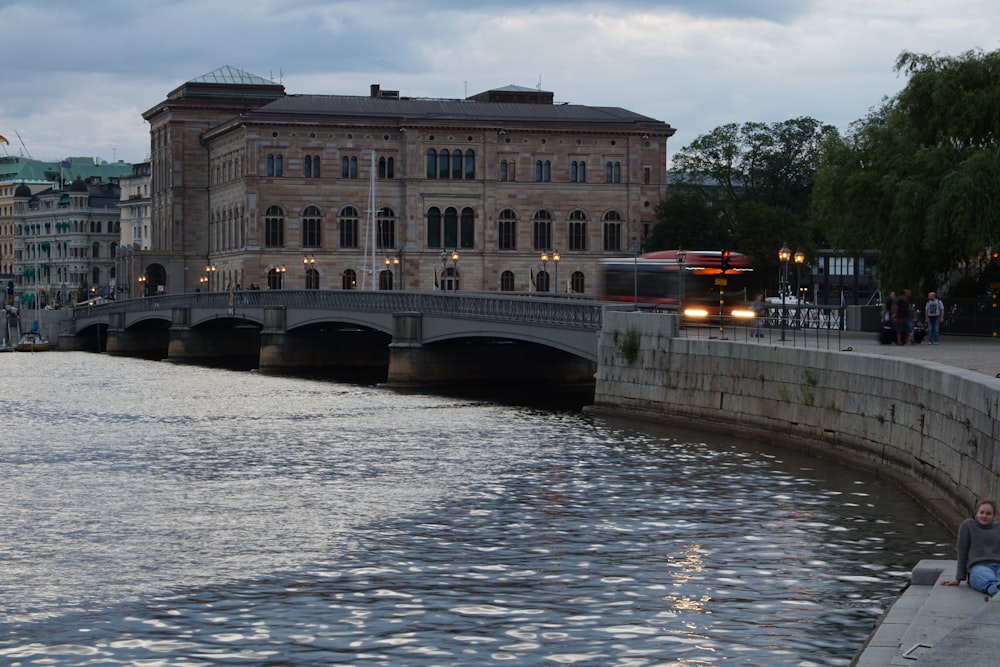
[778,243,791,341]
[439,250,447,291]
[552,250,560,293]
[540,251,549,292]
[275,264,287,289]
[793,250,805,328]
[138,273,147,297]
[451,250,460,291]
[303,255,316,289]
[205,264,216,291]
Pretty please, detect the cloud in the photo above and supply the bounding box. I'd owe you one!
[0,0,997,164]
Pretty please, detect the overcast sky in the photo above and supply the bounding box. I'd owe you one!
[1,0,997,166]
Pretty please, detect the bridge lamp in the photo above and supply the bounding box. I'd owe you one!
[276,264,287,289]
[793,250,806,308]
[552,250,560,293]
[778,243,792,341]
[540,252,549,292]
[205,264,216,290]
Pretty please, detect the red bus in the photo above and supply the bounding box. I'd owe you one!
[600,250,755,320]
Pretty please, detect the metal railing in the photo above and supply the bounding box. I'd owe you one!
[71,289,605,330]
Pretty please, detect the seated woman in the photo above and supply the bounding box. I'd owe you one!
[941,499,1000,600]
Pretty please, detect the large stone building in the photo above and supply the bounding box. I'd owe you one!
[139,66,675,295]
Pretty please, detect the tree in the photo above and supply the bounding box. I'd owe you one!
[649,117,836,291]
[812,49,1000,296]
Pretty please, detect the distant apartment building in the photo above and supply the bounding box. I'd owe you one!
[139,66,675,294]
[2,156,132,304]
[11,178,123,305]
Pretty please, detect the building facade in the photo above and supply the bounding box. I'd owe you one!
[140,66,675,295]
[11,178,122,306]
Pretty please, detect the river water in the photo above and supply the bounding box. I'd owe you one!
[0,352,953,666]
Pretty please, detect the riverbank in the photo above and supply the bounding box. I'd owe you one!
[589,312,1000,664]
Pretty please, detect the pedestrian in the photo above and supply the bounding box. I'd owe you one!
[940,499,1000,600]
[925,291,943,345]
[750,293,766,338]
[894,289,913,345]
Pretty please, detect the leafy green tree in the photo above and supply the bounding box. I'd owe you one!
[650,117,836,291]
[812,49,1000,296]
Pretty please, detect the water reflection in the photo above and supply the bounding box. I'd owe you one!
[0,353,952,665]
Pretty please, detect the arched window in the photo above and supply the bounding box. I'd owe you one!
[302,205,322,248]
[460,207,475,249]
[439,149,450,179]
[92,241,100,259]
[377,207,396,249]
[378,157,396,179]
[452,150,463,179]
[265,205,285,247]
[500,270,515,291]
[498,208,517,250]
[602,210,622,251]
[568,210,587,251]
[426,149,437,179]
[532,209,552,251]
[444,207,458,248]
[464,150,475,179]
[426,207,442,248]
[378,269,393,291]
[305,268,319,289]
[339,206,359,248]
[342,269,357,290]
[570,271,586,294]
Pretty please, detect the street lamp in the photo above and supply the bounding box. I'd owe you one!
[793,250,806,327]
[540,251,549,292]
[451,250,460,291]
[552,250,560,293]
[303,255,316,289]
[778,243,792,341]
[205,264,216,291]
[138,273,147,297]
[275,264,287,289]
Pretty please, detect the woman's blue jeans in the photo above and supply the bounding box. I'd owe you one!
[968,562,1000,596]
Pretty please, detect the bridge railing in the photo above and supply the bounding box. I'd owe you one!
[71,290,605,330]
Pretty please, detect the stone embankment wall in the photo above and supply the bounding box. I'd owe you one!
[592,311,1000,529]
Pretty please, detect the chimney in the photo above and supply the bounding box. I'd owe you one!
[370,84,380,98]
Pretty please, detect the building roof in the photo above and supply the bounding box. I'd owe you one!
[0,156,132,186]
[247,94,674,134]
[190,65,276,87]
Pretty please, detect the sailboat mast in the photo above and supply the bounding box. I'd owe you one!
[369,149,377,290]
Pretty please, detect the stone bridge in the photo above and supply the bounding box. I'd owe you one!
[65,291,607,386]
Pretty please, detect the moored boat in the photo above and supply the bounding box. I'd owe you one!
[15,331,50,352]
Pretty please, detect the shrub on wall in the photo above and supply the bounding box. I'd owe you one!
[617,327,640,363]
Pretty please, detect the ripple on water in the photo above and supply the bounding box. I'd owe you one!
[0,353,955,666]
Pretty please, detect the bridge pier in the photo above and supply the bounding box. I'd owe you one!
[387,312,596,387]
[166,307,260,368]
[106,328,169,358]
[257,306,390,376]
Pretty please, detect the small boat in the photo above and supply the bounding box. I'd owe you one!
[15,331,50,352]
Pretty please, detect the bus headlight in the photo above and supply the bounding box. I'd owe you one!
[683,307,709,319]
[731,308,756,320]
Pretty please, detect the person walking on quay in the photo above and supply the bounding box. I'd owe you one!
[751,293,766,338]
[925,291,943,345]
[894,289,913,344]
[941,499,1000,600]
